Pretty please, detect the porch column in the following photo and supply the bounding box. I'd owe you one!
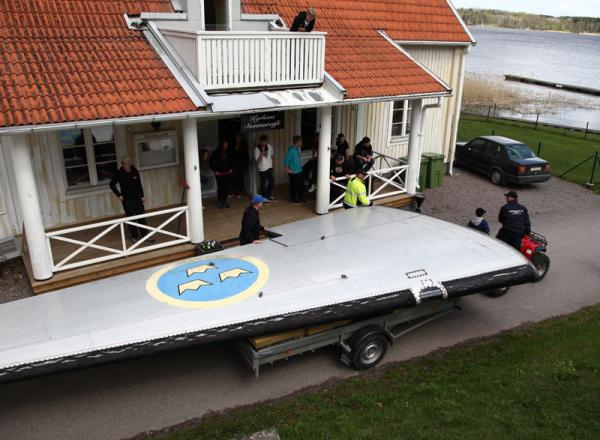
[406,100,424,195]
[316,106,333,214]
[10,134,53,280]
[183,117,204,244]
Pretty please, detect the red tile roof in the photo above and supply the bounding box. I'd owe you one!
[0,0,198,128]
[242,0,472,98]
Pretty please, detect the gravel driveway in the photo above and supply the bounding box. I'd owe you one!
[423,167,599,233]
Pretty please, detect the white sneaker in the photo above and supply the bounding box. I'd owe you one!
[308,184,316,193]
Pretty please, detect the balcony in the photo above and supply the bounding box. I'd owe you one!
[161,30,326,93]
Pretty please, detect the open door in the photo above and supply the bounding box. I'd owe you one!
[204,0,230,31]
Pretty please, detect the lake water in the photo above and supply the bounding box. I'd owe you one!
[465,27,600,131]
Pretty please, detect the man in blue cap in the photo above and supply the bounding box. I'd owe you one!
[239,194,269,245]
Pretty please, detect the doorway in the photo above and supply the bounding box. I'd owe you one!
[204,0,230,31]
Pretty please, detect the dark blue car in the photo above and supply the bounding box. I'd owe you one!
[455,136,551,185]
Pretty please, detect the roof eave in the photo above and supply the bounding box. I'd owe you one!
[343,89,452,105]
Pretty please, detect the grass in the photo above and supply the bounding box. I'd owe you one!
[458,114,600,188]
[149,305,600,440]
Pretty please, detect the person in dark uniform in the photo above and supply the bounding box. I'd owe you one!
[239,195,269,245]
[109,156,154,243]
[290,7,317,32]
[496,191,531,250]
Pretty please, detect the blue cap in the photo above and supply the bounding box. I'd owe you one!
[251,194,269,204]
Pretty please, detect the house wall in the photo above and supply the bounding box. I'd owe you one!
[0,143,19,241]
[339,45,466,162]
[0,121,186,233]
[402,44,465,160]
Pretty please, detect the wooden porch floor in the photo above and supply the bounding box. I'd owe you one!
[23,186,411,294]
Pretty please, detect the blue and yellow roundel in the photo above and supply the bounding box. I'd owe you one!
[146,256,269,309]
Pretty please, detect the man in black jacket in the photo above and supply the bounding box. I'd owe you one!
[110,156,153,243]
[496,191,531,250]
[239,195,268,245]
[290,7,317,32]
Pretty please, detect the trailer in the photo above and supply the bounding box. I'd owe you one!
[236,299,461,377]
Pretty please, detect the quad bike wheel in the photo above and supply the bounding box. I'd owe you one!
[532,253,550,282]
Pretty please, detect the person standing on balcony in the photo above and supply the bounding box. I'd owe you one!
[343,169,372,209]
[284,135,306,204]
[109,156,154,243]
[231,133,249,198]
[210,139,234,209]
[354,136,375,172]
[290,7,317,32]
[254,135,277,201]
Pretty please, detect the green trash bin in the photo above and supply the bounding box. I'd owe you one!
[422,153,445,188]
[400,156,428,191]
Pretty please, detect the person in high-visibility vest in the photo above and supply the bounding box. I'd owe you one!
[343,169,373,209]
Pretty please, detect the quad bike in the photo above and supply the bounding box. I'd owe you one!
[485,231,550,297]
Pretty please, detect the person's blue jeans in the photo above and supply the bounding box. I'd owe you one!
[259,168,274,199]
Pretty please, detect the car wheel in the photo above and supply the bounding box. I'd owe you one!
[484,286,510,298]
[532,253,550,281]
[490,169,504,185]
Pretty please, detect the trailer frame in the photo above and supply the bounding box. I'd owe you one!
[235,299,461,377]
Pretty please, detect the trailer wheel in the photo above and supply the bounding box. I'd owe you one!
[348,327,389,370]
[532,253,550,281]
[484,286,510,298]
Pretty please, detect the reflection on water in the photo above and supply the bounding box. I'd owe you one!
[464,27,600,130]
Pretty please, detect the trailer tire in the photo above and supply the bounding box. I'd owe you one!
[347,326,389,370]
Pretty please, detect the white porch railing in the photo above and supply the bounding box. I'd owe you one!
[45,206,190,272]
[329,152,410,210]
[163,29,326,92]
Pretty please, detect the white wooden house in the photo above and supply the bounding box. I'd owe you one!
[0,0,474,287]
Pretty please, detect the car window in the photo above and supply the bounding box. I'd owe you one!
[468,138,487,151]
[504,143,535,160]
[481,141,499,158]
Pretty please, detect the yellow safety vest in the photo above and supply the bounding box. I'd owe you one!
[343,177,370,207]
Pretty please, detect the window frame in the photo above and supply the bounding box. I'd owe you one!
[390,100,411,142]
[58,126,120,196]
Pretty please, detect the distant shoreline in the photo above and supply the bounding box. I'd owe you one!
[459,8,600,36]
[471,24,600,37]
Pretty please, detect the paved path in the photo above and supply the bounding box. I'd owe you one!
[1,172,599,440]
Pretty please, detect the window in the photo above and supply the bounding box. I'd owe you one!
[391,100,411,139]
[59,127,118,189]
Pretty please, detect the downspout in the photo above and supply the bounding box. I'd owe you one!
[447,45,470,175]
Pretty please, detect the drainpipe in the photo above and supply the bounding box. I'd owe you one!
[447,46,470,176]
[406,98,442,195]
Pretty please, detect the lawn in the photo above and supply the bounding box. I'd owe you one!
[150,305,600,440]
[458,114,600,189]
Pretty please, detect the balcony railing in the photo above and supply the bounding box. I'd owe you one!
[45,206,190,272]
[329,152,410,210]
[162,30,326,92]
